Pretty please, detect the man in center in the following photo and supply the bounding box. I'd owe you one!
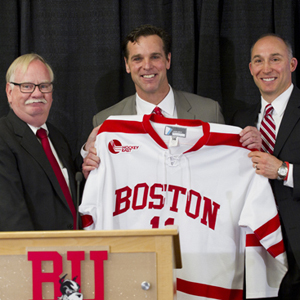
[83,24,260,174]
[96,24,224,123]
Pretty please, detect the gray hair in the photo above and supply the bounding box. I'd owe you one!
[6,53,54,83]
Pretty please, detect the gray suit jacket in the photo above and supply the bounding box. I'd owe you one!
[93,90,224,126]
[0,110,77,231]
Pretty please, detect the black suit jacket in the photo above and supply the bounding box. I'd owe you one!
[0,110,77,231]
[232,86,300,270]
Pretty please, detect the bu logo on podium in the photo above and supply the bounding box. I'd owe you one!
[27,250,108,300]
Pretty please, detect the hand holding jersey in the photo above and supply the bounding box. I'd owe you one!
[82,125,101,179]
[238,126,262,150]
[249,151,284,179]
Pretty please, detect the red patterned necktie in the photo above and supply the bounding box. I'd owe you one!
[36,128,76,229]
[152,106,164,116]
[260,104,276,154]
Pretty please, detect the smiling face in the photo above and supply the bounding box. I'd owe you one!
[6,59,53,127]
[249,35,298,103]
[124,35,171,104]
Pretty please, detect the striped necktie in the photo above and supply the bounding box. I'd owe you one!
[260,104,276,154]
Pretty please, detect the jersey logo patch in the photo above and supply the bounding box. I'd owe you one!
[108,139,139,154]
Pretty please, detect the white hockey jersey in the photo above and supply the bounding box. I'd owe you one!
[79,114,287,300]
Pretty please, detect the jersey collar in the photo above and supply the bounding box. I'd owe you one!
[142,114,210,152]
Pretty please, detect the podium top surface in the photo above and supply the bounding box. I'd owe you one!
[0,226,179,240]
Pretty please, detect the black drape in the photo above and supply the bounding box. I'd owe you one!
[0,0,299,157]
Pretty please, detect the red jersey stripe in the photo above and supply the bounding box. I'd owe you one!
[177,278,243,300]
[254,214,281,240]
[267,240,285,258]
[246,234,262,247]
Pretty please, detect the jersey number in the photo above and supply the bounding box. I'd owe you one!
[150,216,174,228]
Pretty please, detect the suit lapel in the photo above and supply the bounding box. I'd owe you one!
[174,90,195,119]
[121,95,137,115]
[274,87,300,156]
[8,111,71,209]
[244,103,261,127]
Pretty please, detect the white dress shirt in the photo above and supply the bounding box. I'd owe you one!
[136,85,178,118]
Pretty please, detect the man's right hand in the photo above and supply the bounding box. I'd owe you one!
[82,146,100,179]
[82,125,101,179]
[239,126,262,150]
[84,125,101,153]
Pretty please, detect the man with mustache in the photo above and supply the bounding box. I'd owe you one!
[0,53,78,231]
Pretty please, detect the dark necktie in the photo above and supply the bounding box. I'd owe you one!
[152,106,164,116]
[36,128,76,229]
[260,104,276,154]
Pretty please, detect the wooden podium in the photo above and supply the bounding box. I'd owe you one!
[0,227,181,300]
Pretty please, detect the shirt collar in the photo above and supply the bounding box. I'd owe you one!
[28,123,48,135]
[261,84,294,117]
[136,85,176,117]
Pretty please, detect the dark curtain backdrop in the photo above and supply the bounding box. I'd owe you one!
[0,0,299,158]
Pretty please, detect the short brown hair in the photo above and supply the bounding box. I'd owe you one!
[122,24,172,60]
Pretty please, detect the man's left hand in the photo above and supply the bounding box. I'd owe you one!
[249,151,282,179]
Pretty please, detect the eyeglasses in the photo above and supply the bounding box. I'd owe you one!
[10,82,53,93]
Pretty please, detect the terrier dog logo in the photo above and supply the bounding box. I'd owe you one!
[58,274,83,300]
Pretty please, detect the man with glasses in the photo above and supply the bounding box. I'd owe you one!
[0,53,79,231]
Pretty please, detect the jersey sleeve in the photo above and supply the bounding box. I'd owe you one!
[238,173,287,298]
